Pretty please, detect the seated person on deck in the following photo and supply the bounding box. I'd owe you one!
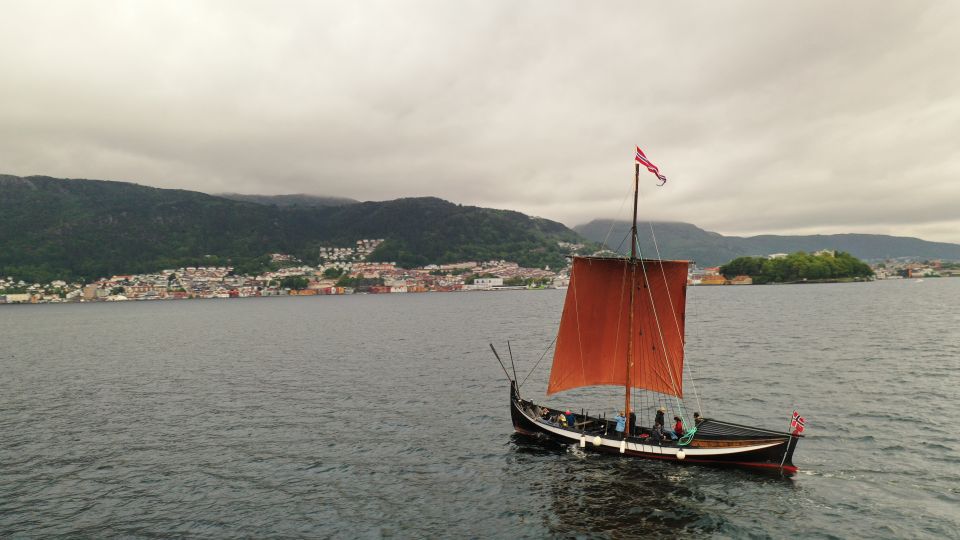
[669,416,683,440]
[651,423,667,444]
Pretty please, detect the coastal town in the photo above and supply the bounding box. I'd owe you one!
[0,238,566,304]
[0,240,955,304]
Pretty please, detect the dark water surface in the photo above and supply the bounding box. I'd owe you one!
[2,279,958,538]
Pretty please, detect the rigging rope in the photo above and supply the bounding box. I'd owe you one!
[678,426,697,446]
[646,219,705,417]
[525,181,706,443]
[600,189,633,251]
[572,264,586,386]
[519,334,557,389]
[634,233,689,429]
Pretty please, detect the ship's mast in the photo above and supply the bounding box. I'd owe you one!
[624,163,639,436]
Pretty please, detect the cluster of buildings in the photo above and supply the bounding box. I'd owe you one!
[317,239,384,271]
[432,260,559,289]
[0,277,76,303]
[330,260,564,295]
[871,259,960,279]
[0,240,570,304]
[687,266,752,286]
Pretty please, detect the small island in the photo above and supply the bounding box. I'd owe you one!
[719,250,874,284]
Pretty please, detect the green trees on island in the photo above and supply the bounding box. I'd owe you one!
[720,251,873,284]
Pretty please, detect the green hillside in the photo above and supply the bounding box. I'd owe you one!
[0,175,581,282]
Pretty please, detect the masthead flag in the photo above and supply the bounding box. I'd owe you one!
[635,146,667,186]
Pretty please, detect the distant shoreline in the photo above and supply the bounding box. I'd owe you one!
[692,277,874,286]
[0,286,564,306]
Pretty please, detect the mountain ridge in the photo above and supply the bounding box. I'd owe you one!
[574,219,960,265]
[4,173,957,283]
[217,192,359,207]
[0,174,579,282]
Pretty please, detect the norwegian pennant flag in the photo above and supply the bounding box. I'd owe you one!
[635,146,668,186]
[791,411,806,435]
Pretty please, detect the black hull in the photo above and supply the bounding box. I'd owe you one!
[510,382,800,475]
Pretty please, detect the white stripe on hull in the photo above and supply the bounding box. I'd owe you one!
[517,403,781,457]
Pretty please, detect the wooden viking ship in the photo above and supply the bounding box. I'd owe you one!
[499,159,801,474]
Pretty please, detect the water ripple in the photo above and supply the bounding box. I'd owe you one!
[1,282,959,537]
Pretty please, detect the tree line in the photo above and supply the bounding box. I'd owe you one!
[719,251,873,284]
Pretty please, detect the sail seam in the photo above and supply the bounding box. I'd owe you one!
[646,220,704,416]
[635,236,686,419]
[612,259,628,382]
[572,261,586,387]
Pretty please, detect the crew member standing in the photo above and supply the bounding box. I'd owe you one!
[614,411,626,438]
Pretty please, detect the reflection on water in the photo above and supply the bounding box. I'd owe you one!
[510,434,794,537]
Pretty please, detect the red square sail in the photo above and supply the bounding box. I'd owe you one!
[547,257,688,397]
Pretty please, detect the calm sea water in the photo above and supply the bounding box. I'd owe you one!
[1,279,958,538]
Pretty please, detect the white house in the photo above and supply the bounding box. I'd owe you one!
[474,277,504,289]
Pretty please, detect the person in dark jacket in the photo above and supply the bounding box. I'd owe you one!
[651,423,666,444]
[693,412,704,426]
[654,406,666,428]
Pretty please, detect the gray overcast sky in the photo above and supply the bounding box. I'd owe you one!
[2,1,959,242]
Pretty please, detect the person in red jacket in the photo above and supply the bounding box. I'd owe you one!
[671,416,684,440]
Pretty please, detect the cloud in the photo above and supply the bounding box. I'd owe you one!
[1,1,959,241]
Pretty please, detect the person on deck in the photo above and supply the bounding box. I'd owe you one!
[671,416,684,440]
[564,410,575,428]
[651,423,666,444]
[614,411,626,437]
[629,411,637,435]
[693,412,704,426]
[654,406,666,429]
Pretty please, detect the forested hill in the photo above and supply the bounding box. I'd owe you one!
[0,175,581,282]
[217,193,359,207]
[575,219,960,266]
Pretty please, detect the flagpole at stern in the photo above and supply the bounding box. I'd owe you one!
[624,162,639,436]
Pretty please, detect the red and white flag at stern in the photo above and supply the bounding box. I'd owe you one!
[791,410,806,435]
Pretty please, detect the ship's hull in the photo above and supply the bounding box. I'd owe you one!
[510,383,800,475]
